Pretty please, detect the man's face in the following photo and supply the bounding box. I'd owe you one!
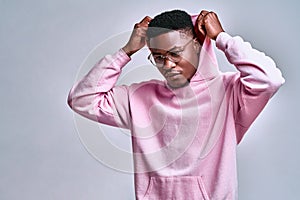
[147,30,200,89]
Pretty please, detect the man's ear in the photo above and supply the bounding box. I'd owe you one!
[191,14,205,45]
[193,38,201,54]
[146,38,150,47]
[193,15,206,45]
[194,25,205,45]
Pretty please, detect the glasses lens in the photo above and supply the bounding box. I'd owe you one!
[149,54,163,67]
[148,48,185,68]
[153,55,165,64]
[167,51,182,62]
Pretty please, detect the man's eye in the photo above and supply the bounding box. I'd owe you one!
[169,51,182,57]
[154,55,164,62]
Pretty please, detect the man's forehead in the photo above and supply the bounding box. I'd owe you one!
[147,30,191,50]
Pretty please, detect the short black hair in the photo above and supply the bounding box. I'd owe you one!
[147,10,196,39]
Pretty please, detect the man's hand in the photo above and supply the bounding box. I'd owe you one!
[195,10,224,44]
[122,16,152,57]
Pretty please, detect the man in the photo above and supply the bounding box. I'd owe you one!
[68,10,284,199]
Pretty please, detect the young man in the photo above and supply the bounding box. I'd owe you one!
[68,10,284,199]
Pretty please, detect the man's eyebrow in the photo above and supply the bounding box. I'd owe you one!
[151,52,161,55]
[151,46,182,55]
[168,46,183,52]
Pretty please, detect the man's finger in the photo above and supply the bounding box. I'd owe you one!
[197,10,209,25]
[140,16,152,25]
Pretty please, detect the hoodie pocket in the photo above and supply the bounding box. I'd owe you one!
[143,176,210,200]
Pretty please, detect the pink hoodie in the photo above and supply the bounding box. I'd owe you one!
[68,15,284,200]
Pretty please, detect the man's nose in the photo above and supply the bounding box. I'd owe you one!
[163,58,176,69]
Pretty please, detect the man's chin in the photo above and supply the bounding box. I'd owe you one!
[167,80,189,89]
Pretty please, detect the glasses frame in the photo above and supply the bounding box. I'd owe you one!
[147,38,195,68]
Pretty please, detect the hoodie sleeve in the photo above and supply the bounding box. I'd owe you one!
[67,49,132,129]
[216,32,285,143]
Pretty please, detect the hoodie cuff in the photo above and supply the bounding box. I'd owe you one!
[119,48,132,61]
[216,32,232,51]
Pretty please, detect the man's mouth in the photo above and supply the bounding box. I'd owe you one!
[165,70,182,78]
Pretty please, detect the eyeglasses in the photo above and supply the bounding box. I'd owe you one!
[147,39,194,68]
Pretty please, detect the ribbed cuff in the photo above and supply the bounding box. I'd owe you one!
[119,48,132,61]
[216,32,232,51]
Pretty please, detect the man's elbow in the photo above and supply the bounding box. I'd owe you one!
[268,70,285,94]
[67,91,77,111]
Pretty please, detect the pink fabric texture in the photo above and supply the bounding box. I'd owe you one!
[68,15,284,200]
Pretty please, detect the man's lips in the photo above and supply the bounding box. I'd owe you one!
[164,70,182,78]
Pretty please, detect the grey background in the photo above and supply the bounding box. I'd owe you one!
[1,0,299,199]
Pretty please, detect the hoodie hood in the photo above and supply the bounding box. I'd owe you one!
[190,14,220,82]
